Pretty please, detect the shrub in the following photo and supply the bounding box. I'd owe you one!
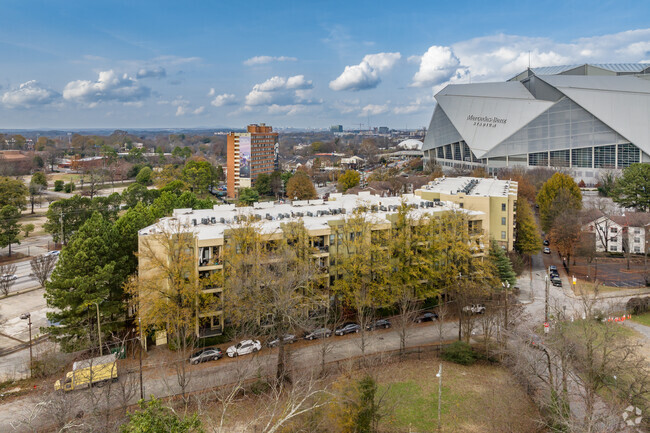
[442,341,478,366]
[627,297,650,315]
[54,180,64,191]
[63,182,75,193]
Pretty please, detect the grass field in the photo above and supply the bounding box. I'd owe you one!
[376,358,541,433]
[632,312,650,327]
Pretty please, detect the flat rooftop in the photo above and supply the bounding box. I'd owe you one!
[418,177,517,198]
[139,192,483,241]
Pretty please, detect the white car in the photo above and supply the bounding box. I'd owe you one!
[44,250,61,257]
[226,339,261,358]
[0,274,17,281]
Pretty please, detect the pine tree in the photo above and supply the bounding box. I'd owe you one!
[489,240,517,286]
[515,199,542,256]
[0,205,22,256]
[45,212,129,352]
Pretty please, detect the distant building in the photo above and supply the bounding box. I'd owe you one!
[330,125,343,133]
[378,126,389,134]
[340,155,364,170]
[227,123,278,198]
[58,155,105,171]
[582,213,650,253]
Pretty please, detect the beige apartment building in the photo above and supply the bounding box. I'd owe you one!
[138,184,514,341]
[415,177,518,251]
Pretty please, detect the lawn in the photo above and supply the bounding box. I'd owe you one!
[376,358,541,433]
[632,312,650,327]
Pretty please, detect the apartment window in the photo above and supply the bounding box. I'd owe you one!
[501,217,506,225]
[634,246,641,253]
[610,228,618,233]
[501,231,506,240]
[501,203,506,211]
[634,237,640,243]
[610,246,617,252]
[634,228,641,234]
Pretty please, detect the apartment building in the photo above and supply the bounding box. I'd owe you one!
[138,191,496,342]
[415,176,518,251]
[227,123,279,198]
[582,213,650,254]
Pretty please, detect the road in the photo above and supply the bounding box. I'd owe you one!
[0,319,459,431]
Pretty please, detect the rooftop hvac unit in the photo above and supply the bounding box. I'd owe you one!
[284,213,290,218]
[306,211,314,217]
[331,209,338,215]
[211,217,216,224]
[219,217,225,224]
[296,212,304,217]
[379,205,387,211]
[192,219,197,226]
[201,218,209,225]
[340,208,346,214]
[234,216,240,222]
[277,214,284,220]
[266,213,273,220]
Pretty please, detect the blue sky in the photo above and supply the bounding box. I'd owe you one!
[1,0,649,130]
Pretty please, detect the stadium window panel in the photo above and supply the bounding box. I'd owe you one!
[528,152,548,166]
[453,142,462,161]
[437,147,444,159]
[594,145,616,168]
[549,150,569,167]
[617,143,640,168]
[571,147,592,168]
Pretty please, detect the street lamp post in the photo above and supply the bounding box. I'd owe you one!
[138,317,144,400]
[20,313,33,378]
[436,363,442,432]
[544,275,549,324]
[94,302,103,356]
[502,281,510,331]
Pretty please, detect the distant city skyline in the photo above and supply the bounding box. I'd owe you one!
[1,0,649,129]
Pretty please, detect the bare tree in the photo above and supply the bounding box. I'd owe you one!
[0,263,17,296]
[30,254,58,287]
[392,290,420,354]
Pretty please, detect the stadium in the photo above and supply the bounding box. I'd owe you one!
[422,64,650,183]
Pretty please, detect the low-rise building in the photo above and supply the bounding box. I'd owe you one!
[415,176,518,251]
[138,191,498,341]
[582,213,650,254]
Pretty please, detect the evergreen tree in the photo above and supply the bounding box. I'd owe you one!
[489,240,517,286]
[114,203,156,274]
[45,213,129,352]
[121,397,204,433]
[254,173,271,196]
[515,199,542,255]
[0,177,28,210]
[611,163,650,212]
[0,205,22,256]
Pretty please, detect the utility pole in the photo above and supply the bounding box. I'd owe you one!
[436,363,442,432]
[95,302,102,356]
[60,208,64,246]
[20,313,33,378]
[544,275,549,324]
[139,317,144,400]
[502,281,510,331]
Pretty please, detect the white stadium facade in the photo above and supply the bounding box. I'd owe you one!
[422,64,650,183]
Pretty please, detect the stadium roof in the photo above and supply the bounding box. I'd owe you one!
[508,63,650,82]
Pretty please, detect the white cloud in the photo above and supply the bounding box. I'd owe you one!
[329,53,401,91]
[392,96,434,115]
[175,105,187,116]
[63,70,150,105]
[245,75,316,109]
[136,66,166,79]
[329,52,401,91]
[243,55,297,66]
[411,46,461,87]
[193,106,205,115]
[360,103,389,116]
[210,93,236,107]
[2,80,60,108]
[208,88,215,96]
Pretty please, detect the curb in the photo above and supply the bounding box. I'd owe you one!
[0,285,43,300]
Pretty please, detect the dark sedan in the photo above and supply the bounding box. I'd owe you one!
[414,311,438,323]
[266,334,297,348]
[335,323,361,336]
[366,319,392,331]
[304,328,332,340]
[189,347,222,365]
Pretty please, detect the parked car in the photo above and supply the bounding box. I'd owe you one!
[543,247,551,254]
[266,334,297,348]
[366,319,391,331]
[189,347,222,364]
[226,339,261,357]
[549,265,557,272]
[551,278,562,287]
[304,328,332,340]
[543,239,550,246]
[414,311,438,323]
[462,304,486,314]
[44,250,61,257]
[335,323,361,336]
[0,274,17,281]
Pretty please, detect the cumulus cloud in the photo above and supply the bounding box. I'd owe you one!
[136,66,166,79]
[63,70,150,105]
[245,75,316,109]
[243,55,297,66]
[411,46,461,87]
[329,52,401,91]
[360,103,389,116]
[410,29,650,93]
[392,96,434,115]
[2,80,60,108]
[211,93,236,107]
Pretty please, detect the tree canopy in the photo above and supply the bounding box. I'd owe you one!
[514,199,542,255]
[611,163,650,212]
[338,170,360,192]
[286,170,317,200]
[489,241,517,286]
[0,205,22,256]
[536,172,582,232]
[0,177,28,210]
